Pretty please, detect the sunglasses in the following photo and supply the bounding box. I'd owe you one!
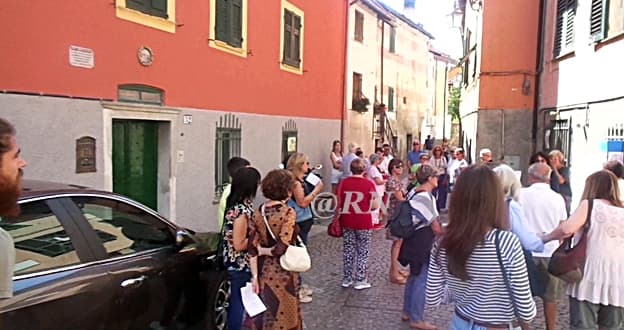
[537,158,547,163]
[394,165,403,169]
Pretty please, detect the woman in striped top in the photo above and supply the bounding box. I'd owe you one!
[426,165,536,329]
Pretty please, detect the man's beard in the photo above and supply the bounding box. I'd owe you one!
[0,170,22,217]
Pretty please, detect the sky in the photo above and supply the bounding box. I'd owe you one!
[382,0,463,59]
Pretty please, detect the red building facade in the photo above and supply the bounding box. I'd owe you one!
[0,0,348,230]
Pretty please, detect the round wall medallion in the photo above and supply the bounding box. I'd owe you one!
[137,46,154,66]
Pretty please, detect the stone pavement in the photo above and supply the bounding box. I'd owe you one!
[300,221,570,330]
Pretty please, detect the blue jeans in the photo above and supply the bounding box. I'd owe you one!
[227,270,251,330]
[403,266,428,322]
[297,219,314,245]
[450,315,521,330]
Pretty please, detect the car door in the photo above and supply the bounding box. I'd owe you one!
[0,197,116,330]
[65,194,201,330]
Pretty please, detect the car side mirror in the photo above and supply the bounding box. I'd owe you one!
[175,229,197,249]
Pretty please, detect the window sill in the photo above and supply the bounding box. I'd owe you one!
[595,31,624,50]
[116,5,176,33]
[280,62,303,75]
[553,50,575,61]
[208,39,247,58]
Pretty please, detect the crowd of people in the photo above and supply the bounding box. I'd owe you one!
[0,117,608,330]
[329,136,624,330]
[3,113,624,330]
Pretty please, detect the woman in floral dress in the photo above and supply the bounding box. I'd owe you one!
[248,169,302,330]
[385,158,408,284]
[221,167,261,330]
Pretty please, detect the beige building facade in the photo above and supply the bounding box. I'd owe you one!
[345,0,434,158]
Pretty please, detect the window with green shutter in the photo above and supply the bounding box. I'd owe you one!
[389,27,397,53]
[590,0,607,41]
[282,9,302,68]
[126,0,168,19]
[388,87,395,112]
[215,0,243,48]
[554,0,576,57]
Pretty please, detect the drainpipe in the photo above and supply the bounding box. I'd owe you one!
[532,0,546,153]
[442,65,448,140]
[380,18,385,144]
[341,0,354,145]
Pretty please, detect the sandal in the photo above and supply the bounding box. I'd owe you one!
[409,321,437,330]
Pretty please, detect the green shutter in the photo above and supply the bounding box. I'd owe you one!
[215,0,230,43]
[283,10,292,64]
[293,14,302,66]
[389,27,396,53]
[554,0,565,56]
[231,0,243,47]
[150,0,168,18]
[590,0,607,42]
[127,0,148,13]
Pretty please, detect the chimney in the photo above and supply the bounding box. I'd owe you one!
[403,0,417,22]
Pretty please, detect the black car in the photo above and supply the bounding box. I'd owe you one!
[0,180,229,330]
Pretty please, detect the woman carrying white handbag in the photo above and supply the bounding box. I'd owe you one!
[247,169,307,330]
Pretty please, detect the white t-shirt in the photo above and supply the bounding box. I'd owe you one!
[519,183,568,258]
[0,226,14,298]
[379,154,394,174]
[448,159,468,183]
[367,165,385,197]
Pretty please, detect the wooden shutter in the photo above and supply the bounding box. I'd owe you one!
[388,87,395,111]
[127,0,148,14]
[293,14,302,66]
[554,0,576,56]
[590,0,606,41]
[283,10,293,65]
[352,72,362,108]
[565,0,576,48]
[230,0,243,47]
[150,0,168,18]
[355,11,364,42]
[215,0,230,43]
[389,27,396,53]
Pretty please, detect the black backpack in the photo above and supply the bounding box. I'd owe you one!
[387,190,430,238]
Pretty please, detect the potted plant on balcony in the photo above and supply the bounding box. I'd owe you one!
[352,96,370,113]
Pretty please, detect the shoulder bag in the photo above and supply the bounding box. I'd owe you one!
[261,204,311,273]
[495,230,522,323]
[548,198,593,283]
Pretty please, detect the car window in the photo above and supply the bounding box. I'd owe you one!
[71,196,175,258]
[1,200,80,276]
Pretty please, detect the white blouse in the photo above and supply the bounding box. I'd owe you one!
[567,200,624,307]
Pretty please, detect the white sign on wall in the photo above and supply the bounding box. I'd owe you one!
[69,45,94,69]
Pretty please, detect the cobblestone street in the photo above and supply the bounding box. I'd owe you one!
[301,221,570,330]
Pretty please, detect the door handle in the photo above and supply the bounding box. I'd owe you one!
[120,275,146,288]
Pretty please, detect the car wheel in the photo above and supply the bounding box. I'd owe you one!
[206,271,229,330]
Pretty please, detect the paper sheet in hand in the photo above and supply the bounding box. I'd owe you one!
[241,283,266,317]
[305,172,321,186]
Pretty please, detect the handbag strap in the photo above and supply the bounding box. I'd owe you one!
[260,203,304,246]
[583,199,594,232]
[495,229,521,321]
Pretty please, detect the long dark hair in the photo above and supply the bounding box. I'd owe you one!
[226,167,261,209]
[442,165,508,280]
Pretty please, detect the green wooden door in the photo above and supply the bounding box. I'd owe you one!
[112,120,158,210]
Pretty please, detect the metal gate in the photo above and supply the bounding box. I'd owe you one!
[548,118,573,166]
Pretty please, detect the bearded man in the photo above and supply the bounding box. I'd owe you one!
[0,118,27,299]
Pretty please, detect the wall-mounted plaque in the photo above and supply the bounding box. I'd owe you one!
[76,136,96,173]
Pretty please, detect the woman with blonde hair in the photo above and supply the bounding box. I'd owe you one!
[427,165,536,328]
[493,164,544,253]
[286,152,323,302]
[542,170,624,330]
